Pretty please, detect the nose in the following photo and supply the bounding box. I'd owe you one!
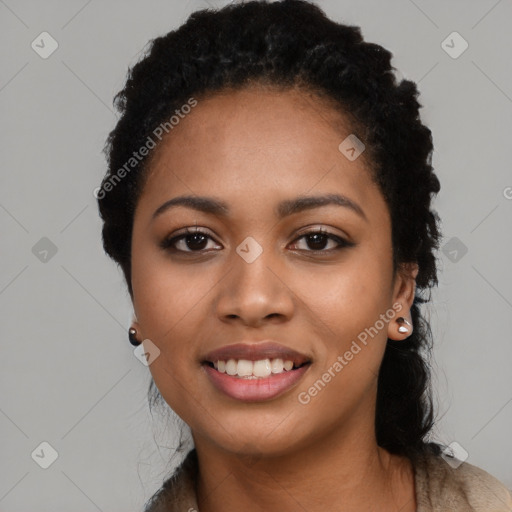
[214,248,295,327]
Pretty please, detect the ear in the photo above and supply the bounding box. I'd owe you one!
[387,262,419,341]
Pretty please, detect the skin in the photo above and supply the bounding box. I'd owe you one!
[130,84,419,511]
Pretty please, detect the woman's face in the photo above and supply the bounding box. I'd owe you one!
[131,86,417,457]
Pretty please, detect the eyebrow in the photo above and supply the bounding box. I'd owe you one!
[152,193,367,222]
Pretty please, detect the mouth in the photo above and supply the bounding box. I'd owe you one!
[201,341,312,402]
[202,358,310,378]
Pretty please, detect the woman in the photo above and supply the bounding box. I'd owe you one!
[97,1,512,510]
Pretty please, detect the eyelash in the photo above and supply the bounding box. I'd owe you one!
[159,226,354,254]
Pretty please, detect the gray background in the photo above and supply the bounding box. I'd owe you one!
[1,0,511,510]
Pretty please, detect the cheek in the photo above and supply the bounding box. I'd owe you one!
[133,272,206,419]
[130,252,219,401]
[132,246,215,339]
[289,253,392,402]
[295,253,389,336]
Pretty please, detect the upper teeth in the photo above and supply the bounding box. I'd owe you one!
[214,358,295,378]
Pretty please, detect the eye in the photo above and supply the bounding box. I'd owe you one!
[160,226,354,255]
[160,227,222,253]
[288,228,354,252]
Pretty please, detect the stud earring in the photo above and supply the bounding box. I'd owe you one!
[396,317,412,334]
[129,327,141,346]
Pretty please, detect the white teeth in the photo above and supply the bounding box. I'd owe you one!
[237,359,253,376]
[225,359,238,376]
[253,359,272,378]
[214,358,299,377]
[270,358,284,374]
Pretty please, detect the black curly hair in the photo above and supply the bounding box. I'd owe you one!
[97,0,443,460]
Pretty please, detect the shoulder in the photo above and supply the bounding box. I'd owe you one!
[413,450,512,511]
[142,449,199,512]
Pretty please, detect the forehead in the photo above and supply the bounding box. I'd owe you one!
[138,85,385,222]
[147,84,364,171]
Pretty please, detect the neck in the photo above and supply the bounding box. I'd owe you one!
[194,422,416,511]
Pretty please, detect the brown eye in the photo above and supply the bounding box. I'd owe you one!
[180,232,209,251]
[160,228,221,253]
[289,229,354,252]
[304,232,331,250]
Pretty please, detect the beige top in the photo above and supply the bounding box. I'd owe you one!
[143,448,512,511]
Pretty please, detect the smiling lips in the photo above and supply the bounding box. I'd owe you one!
[202,341,312,402]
